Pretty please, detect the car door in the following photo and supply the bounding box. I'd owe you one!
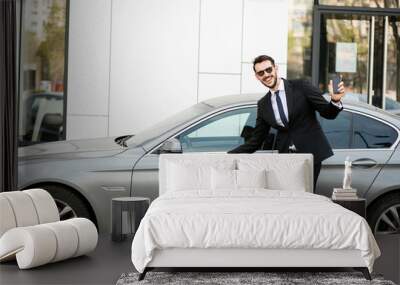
[316,109,398,199]
[131,107,257,200]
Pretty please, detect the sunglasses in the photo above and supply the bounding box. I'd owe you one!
[255,66,274,77]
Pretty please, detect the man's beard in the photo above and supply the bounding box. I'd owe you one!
[262,75,277,89]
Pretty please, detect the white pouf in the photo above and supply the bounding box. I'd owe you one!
[1,191,39,227]
[0,196,17,237]
[24,188,59,224]
[0,218,98,269]
[0,189,98,269]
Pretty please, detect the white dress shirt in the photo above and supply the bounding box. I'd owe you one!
[270,79,289,128]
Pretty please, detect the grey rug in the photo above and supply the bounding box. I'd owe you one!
[116,271,396,285]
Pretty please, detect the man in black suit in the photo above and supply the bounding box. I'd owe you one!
[228,55,345,189]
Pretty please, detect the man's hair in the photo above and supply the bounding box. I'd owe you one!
[253,55,275,72]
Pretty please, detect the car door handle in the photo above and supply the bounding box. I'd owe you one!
[351,158,378,169]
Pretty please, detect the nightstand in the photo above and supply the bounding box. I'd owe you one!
[111,197,150,242]
[332,198,366,218]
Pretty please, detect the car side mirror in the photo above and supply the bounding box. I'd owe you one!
[159,138,182,153]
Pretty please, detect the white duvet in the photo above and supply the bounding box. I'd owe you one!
[131,190,380,273]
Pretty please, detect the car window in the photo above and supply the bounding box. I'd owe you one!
[319,111,352,149]
[127,102,212,147]
[178,107,256,152]
[352,113,398,148]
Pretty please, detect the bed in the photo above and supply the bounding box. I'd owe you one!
[131,153,380,280]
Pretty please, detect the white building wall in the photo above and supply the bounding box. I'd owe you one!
[241,0,288,93]
[67,0,288,139]
[67,0,111,139]
[108,0,200,136]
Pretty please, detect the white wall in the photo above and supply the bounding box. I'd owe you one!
[67,0,288,139]
[67,0,111,139]
[109,0,200,136]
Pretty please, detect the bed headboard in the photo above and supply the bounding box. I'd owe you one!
[159,153,314,195]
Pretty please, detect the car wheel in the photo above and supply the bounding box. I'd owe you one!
[40,184,93,222]
[368,192,400,235]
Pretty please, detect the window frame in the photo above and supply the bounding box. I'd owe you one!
[150,105,258,154]
[351,110,399,150]
[320,108,400,151]
[318,109,353,149]
[177,106,257,153]
[150,104,400,154]
[17,0,70,146]
[311,4,400,87]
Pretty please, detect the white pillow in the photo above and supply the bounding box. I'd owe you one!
[167,163,210,191]
[211,169,268,190]
[267,163,307,191]
[166,160,236,192]
[237,158,308,191]
[211,168,236,190]
[236,169,267,189]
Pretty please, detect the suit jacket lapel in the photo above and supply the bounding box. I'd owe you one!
[283,79,294,123]
[264,91,278,127]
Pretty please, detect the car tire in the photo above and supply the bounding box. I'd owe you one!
[368,191,400,235]
[40,184,93,222]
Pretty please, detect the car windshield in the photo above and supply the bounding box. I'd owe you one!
[127,102,213,146]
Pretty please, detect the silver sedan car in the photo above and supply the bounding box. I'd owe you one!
[18,94,400,235]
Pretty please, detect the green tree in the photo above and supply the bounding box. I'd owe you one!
[36,1,66,84]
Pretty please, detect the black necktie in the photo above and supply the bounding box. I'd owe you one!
[275,90,288,128]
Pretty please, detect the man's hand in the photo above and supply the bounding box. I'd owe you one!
[328,80,345,102]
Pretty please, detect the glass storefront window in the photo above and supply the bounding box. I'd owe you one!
[385,17,400,113]
[318,0,397,8]
[287,0,313,80]
[324,15,370,96]
[306,1,400,115]
[18,0,67,146]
